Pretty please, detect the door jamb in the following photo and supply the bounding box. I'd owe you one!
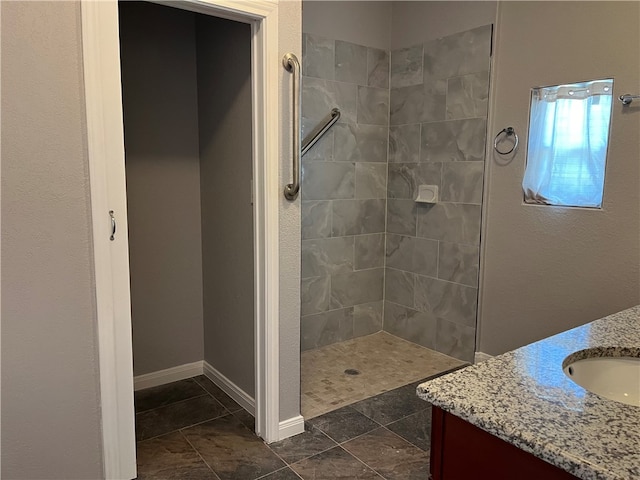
[80,1,281,478]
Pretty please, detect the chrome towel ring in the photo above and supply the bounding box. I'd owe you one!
[494,126,519,155]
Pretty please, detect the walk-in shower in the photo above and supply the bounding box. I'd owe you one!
[299,3,493,418]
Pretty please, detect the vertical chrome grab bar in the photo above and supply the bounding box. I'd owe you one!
[283,53,301,201]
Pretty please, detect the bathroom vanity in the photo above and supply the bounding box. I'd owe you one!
[418,306,640,480]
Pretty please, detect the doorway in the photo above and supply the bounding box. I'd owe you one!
[119,0,256,404]
[81,1,284,478]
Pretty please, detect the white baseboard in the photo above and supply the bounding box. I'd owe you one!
[134,361,299,441]
[203,361,255,415]
[134,361,204,391]
[474,352,493,364]
[278,415,305,441]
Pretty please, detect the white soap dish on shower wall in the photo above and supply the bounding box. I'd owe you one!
[415,185,439,203]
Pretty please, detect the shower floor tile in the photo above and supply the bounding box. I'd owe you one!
[301,332,465,419]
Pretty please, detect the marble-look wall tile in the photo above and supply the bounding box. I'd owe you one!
[435,318,476,363]
[302,77,357,123]
[413,237,442,277]
[354,233,385,270]
[330,268,384,309]
[414,276,478,328]
[367,48,389,89]
[383,301,437,350]
[300,27,490,354]
[421,119,486,163]
[438,242,479,287]
[391,45,423,88]
[302,117,334,161]
[421,81,449,123]
[332,199,385,236]
[390,82,446,125]
[385,234,413,272]
[301,276,331,316]
[386,199,417,236]
[302,201,332,240]
[335,40,367,85]
[334,123,387,163]
[356,163,387,199]
[301,307,354,351]
[390,85,423,125]
[301,162,355,200]
[423,25,492,84]
[417,203,481,245]
[301,236,354,279]
[446,71,489,120]
[385,268,415,308]
[354,301,383,337]
[440,162,484,204]
[387,163,441,200]
[386,234,438,277]
[303,34,335,80]
[389,124,420,163]
[357,86,389,125]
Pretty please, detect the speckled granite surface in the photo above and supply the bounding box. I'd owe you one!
[417,305,640,480]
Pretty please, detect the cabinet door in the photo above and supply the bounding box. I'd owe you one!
[431,407,578,480]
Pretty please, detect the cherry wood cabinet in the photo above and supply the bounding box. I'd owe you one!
[430,406,579,480]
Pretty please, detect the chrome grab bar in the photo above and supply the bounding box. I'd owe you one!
[283,53,301,201]
[302,108,341,157]
[619,94,640,105]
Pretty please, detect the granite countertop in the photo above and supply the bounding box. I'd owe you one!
[417,305,640,480]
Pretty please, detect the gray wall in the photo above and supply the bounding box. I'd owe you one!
[478,1,640,355]
[1,3,303,474]
[302,1,392,50]
[197,15,255,397]
[390,1,497,49]
[119,2,205,377]
[1,1,104,478]
[278,0,303,422]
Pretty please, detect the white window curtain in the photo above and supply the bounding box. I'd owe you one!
[523,79,613,208]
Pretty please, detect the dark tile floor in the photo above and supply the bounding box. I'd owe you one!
[134,373,455,480]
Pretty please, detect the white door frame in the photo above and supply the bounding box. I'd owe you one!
[81,1,281,478]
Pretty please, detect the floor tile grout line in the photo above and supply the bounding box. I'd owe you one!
[191,376,243,413]
[137,409,234,443]
[385,410,432,452]
[178,429,222,480]
[190,375,212,396]
[136,392,225,417]
[286,443,386,479]
[341,426,430,479]
[335,444,388,480]
[266,426,339,468]
[255,466,304,480]
[135,391,212,415]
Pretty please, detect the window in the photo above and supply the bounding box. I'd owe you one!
[522,79,613,208]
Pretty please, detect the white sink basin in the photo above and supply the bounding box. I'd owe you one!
[563,355,640,407]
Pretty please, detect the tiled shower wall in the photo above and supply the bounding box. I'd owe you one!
[300,34,390,350]
[384,25,491,363]
[300,26,492,362]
